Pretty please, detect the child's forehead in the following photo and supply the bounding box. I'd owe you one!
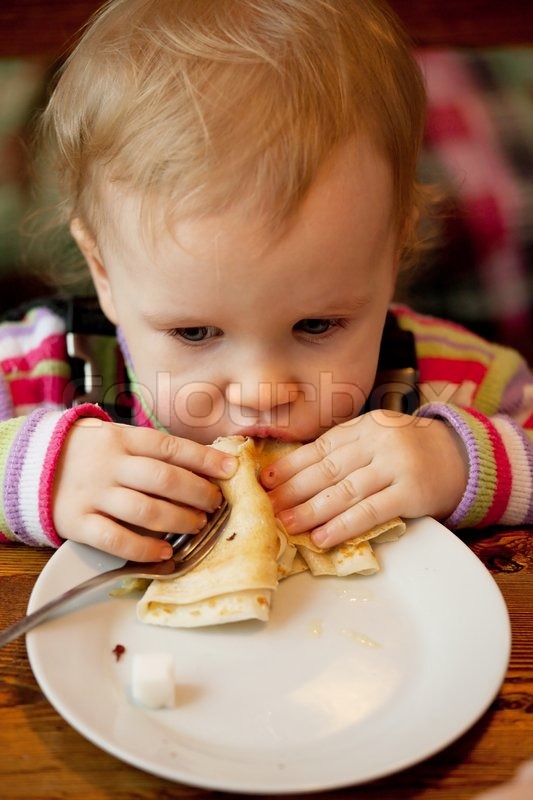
[97,133,393,237]
[96,135,393,253]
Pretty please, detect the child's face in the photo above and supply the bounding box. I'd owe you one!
[79,138,399,444]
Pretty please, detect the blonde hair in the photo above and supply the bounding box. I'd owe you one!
[41,0,431,273]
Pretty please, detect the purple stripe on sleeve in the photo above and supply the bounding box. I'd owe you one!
[499,361,533,416]
[0,372,13,421]
[0,307,58,344]
[116,326,132,367]
[3,407,49,545]
[417,403,480,527]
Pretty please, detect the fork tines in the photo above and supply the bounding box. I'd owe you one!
[164,499,231,560]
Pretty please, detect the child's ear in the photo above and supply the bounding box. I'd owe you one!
[70,218,118,325]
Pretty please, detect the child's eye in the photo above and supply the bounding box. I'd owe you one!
[167,326,222,342]
[294,318,344,336]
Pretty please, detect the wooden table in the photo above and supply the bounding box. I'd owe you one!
[1,527,532,800]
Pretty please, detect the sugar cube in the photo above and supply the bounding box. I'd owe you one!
[131,652,175,709]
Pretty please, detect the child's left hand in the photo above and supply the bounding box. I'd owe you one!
[261,410,468,548]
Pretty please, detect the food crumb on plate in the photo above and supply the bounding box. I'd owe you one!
[112,643,126,661]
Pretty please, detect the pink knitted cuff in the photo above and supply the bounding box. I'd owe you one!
[39,404,112,546]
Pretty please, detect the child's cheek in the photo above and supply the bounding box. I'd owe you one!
[318,376,367,425]
[169,383,226,431]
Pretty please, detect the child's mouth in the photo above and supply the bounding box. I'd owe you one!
[236,426,297,442]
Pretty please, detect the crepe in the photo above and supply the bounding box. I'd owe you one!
[288,519,406,576]
[137,436,285,628]
[136,435,405,628]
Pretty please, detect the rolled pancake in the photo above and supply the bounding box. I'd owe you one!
[137,435,405,628]
[137,436,286,628]
[289,519,406,576]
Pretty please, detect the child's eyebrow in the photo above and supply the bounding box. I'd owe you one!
[299,296,372,317]
[140,310,205,327]
[139,295,372,327]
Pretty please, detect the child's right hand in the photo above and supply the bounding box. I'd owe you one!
[51,419,237,562]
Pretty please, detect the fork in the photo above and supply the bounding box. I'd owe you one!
[0,500,230,648]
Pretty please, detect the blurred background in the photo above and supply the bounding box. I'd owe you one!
[0,1,532,362]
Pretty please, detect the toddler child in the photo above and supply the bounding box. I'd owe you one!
[1,0,531,562]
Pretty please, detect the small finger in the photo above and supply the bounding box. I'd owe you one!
[122,427,238,479]
[70,514,173,562]
[116,457,222,512]
[268,443,371,515]
[261,421,363,489]
[99,487,207,534]
[260,440,326,489]
[276,465,384,534]
[310,486,400,549]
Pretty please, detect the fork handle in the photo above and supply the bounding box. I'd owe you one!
[0,567,127,648]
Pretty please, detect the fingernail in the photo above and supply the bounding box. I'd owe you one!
[278,509,296,533]
[195,512,208,531]
[311,529,329,548]
[261,468,276,487]
[159,543,173,560]
[269,494,280,514]
[222,456,238,477]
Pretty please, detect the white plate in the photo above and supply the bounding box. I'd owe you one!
[26,517,510,794]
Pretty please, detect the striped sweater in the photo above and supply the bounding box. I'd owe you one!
[0,303,531,547]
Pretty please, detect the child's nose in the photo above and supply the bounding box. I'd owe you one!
[225,373,300,413]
